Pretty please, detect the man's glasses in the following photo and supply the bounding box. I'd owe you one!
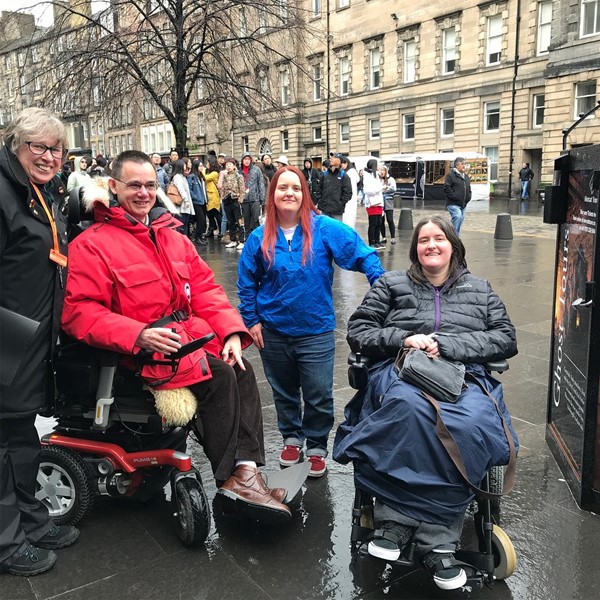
[25,141,68,159]
[112,177,159,192]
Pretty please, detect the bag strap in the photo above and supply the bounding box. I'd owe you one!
[422,373,517,500]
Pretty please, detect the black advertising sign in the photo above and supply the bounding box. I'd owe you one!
[546,146,600,511]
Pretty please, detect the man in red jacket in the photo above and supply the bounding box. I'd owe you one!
[61,150,290,522]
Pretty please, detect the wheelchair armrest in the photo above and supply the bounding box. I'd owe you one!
[484,359,509,374]
[348,352,375,391]
[347,351,376,369]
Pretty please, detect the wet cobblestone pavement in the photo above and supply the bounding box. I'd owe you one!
[7,201,600,600]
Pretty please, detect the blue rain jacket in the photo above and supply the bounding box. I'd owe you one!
[333,361,518,526]
[237,214,384,336]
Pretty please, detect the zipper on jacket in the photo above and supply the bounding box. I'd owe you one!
[433,287,442,332]
[287,239,292,252]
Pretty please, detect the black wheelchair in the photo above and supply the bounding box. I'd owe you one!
[36,337,215,546]
[345,352,517,592]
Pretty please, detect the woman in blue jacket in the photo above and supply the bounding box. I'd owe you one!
[237,165,384,478]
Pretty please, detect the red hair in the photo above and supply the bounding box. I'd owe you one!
[261,165,318,267]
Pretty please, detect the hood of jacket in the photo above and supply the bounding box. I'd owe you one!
[81,177,181,230]
[0,144,32,199]
[303,158,313,169]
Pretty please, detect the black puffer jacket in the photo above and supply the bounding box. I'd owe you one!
[347,269,517,363]
[0,145,69,417]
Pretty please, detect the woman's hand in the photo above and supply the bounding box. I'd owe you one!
[248,323,264,350]
[136,327,181,355]
[222,333,246,370]
[403,334,439,357]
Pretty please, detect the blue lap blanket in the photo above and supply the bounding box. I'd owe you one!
[333,360,519,526]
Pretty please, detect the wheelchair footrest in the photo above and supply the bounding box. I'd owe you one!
[455,549,494,579]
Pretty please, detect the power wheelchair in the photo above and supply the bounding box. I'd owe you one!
[346,352,517,592]
[36,335,216,547]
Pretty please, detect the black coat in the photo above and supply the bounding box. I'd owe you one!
[443,169,472,208]
[318,168,352,215]
[0,145,69,417]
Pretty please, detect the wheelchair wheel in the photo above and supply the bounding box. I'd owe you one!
[37,446,94,525]
[491,525,517,580]
[174,477,211,546]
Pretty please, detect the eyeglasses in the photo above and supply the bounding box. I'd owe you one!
[112,177,159,192]
[25,141,68,159]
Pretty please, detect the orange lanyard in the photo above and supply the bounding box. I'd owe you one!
[30,182,68,267]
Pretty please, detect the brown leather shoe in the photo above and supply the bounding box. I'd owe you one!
[218,465,291,523]
[269,487,287,503]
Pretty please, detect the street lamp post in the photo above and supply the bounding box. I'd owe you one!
[507,0,521,202]
[325,0,331,157]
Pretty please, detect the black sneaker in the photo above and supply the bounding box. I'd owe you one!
[367,521,412,561]
[423,551,467,591]
[35,524,80,550]
[0,544,57,576]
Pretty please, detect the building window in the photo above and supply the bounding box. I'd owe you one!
[537,1,552,54]
[339,56,350,96]
[31,47,39,63]
[484,101,500,131]
[313,64,322,101]
[340,122,350,143]
[258,9,267,33]
[581,0,600,37]
[575,81,597,117]
[242,135,250,153]
[338,0,349,8]
[441,108,455,136]
[17,52,24,67]
[483,146,498,181]
[369,48,381,90]
[281,130,289,151]
[280,68,290,106]
[443,27,456,74]
[403,113,415,141]
[312,0,321,17]
[5,54,11,70]
[369,118,380,140]
[533,93,545,127]
[404,40,416,83]
[312,126,322,141]
[487,15,502,65]
[240,8,247,37]
[279,0,288,21]
[128,133,134,150]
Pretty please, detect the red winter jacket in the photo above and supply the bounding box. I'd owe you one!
[61,197,251,389]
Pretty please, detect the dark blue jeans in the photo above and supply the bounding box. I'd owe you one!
[260,328,335,457]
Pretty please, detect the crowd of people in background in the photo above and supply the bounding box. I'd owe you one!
[56,148,410,252]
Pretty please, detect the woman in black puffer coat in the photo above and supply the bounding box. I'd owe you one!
[334,214,518,591]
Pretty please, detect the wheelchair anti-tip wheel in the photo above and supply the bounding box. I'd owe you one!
[173,477,211,546]
[36,445,94,525]
[491,525,517,580]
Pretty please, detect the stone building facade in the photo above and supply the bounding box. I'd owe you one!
[234,0,600,195]
[2,1,600,195]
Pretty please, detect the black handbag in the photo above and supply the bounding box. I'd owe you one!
[395,348,465,403]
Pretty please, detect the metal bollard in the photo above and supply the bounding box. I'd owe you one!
[397,208,413,231]
[494,213,513,240]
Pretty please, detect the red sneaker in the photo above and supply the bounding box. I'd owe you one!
[307,455,326,478]
[279,445,301,467]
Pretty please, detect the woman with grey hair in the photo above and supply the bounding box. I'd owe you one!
[0,107,79,576]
